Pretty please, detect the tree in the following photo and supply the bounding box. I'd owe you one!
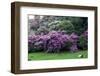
[67,17,88,35]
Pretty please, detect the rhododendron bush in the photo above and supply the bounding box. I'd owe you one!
[28,30,87,53]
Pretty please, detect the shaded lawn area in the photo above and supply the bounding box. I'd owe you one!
[28,50,88,61]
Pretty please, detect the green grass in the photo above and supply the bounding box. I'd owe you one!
[28,50,88,61]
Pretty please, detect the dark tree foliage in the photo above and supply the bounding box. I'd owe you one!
[67,17,88,35]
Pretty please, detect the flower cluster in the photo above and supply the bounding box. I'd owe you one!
[28,31,81,53]
[69,33,79,52]
[83,30,88,39]
[46,31,69,53]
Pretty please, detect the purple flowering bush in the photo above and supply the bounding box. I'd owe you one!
[28,30,88,53]
[46,31,69,53]
[28,30,85,53]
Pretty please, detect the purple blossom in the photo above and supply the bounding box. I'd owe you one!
[82,30,88,39]
[70,44,78,52]
[46,31,69,53]
[68,33,79,52]
[28,31,80,53]
[69,33,79,42]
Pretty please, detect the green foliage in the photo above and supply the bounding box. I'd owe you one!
[48,20,75,34]
[59,20,75,34]
[68,17,88,35]
[48,21,61,31]
[29,15,87,35]
[36,26,49,35]
[78,35,87,50]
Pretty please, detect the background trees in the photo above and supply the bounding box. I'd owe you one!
[28,15,87,35]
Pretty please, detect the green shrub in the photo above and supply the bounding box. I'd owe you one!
[78,35,87,50]
[59,20,75,34]
[36,26,49,35]
[48,20,75,34]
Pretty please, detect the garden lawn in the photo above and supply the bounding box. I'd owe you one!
[28,50,88,60]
